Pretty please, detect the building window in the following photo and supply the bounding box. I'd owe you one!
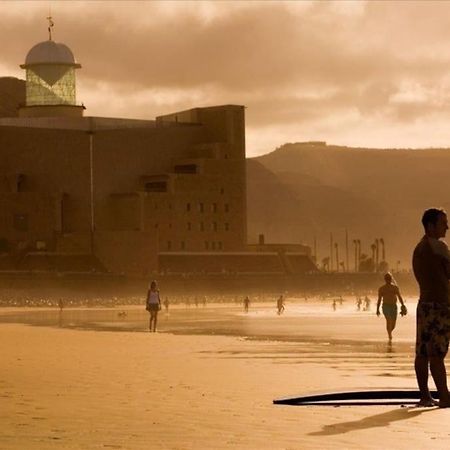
[169,223,172,229]
[218,241,223,250]
[154,203,158,210]
[187,222,191,231]
[200,222,204,232]
[220,188,225,195]
[211,242,216,250]
[198,202,204,213]
[13,214,28,231]
[225,223,229,231]
[205,241,209,250]
[181,241,185,250]
[154,223,159,229]
[212,203,217,213]
[212,222,218,232]
[224,203,229,213]
[167,241,172,250]
[186,203,191,212]
[168,203,172,210]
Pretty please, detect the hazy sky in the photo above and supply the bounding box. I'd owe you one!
[1,1,450,156]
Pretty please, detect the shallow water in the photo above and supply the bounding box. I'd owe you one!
[0,301,416,377]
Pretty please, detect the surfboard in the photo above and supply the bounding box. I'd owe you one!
[273,388,438,406]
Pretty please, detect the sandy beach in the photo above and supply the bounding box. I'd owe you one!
[1,302,450,449]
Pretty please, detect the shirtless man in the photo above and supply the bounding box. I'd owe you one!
[412,208,450,407]
[376,273,406,342]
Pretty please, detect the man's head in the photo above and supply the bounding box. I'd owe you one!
[422,208,448,238]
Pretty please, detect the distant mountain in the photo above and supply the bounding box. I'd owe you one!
[0,77,25,117]
[248,142,450,269]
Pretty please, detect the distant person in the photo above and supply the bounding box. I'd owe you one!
[243,296,250,313]
[332,298,337,311]
[356,296,362,311]
[146,280,161,332]
[58,298,64,311]
[163,297,170,313]
[363,295,371,311]
[376,272,407,342]
[413,208,450,407]
[277,295,285,315]
[202,296,207,307]
[338,295,344,305]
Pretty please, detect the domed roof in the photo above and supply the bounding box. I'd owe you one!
[24,40,78,66]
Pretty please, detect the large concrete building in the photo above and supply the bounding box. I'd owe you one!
[0,33,314,276]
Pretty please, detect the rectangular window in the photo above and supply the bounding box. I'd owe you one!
[224,203,229,213]
[186,203,191,212]
[181,241,185,250]
[212,222,218,232]
[218,241,223,250]
[225,223,229,231]
[187,222,192,231]
[212,203,217,213]
[205,241,209,250]
[200,222,204,232]
[167,241,172,250]
[211,242,216,250]
[198,202,204,213]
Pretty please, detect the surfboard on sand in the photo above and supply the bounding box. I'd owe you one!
[273,388,438,406]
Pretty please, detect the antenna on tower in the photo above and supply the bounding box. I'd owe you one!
[47,10,54,41]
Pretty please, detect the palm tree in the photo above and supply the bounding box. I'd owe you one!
[375,239,379,272]
[379,238,385,262]
[353,239,358,272]
[371,243,376,272]
[335,243,339,272]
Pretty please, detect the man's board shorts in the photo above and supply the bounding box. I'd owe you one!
[416,301,450,357]
[382,303,397,319]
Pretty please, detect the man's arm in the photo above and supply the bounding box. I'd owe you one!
[376,289,382,316]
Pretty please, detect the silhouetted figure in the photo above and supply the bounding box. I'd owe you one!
[146,280,161,332]
[202,296,207,307]
[363,296,371,311]
[243,296,250,313]
[338,295,343,305]
[413,208,450,407]
[277,295,285,315]
[332,298,337,311]
[356,296,362,311]
[58,298,64,311]
[164,297,169,313]
[376,272,406,342]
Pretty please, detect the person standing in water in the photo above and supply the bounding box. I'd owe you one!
[146,280,161,332]
[376,272,407,342]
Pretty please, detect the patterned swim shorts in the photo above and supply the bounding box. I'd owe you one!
[416,301,450,357]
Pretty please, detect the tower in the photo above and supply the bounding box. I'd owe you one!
[19,18,84,118]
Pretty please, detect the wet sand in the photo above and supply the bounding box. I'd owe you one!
[1,301,450,449]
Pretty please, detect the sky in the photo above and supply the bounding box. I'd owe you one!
[2,0,450,156]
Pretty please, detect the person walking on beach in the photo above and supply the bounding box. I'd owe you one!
[243,296,250,313]
[146,280,161,332]
[413,208,450,407]
[376,272,407,342]
[277,295,285,315]
[163,297,170,313]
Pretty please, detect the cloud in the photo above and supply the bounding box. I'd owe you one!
[2,1,450,154]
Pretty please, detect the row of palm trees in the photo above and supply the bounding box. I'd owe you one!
[321,237,389,273]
